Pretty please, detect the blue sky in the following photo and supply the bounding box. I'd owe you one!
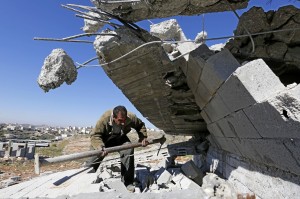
[0,0,299,128]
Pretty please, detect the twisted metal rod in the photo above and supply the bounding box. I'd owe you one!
[96,0,141,4]
[34,33,120,43]
[225,0,255,53]
[76,27,300,68]
[75,14,122,28]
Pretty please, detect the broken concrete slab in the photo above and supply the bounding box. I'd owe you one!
[200,49,240,97]
[218,59,285,113]
[91,0,248,22]
[37,48,77,92]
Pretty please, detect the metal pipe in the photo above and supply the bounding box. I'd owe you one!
[34,136,166,174]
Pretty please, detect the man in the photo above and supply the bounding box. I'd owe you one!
[88,105,148,191]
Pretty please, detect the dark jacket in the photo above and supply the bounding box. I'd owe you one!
[90,110,147,149]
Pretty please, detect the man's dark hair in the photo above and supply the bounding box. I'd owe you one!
[113,105,127,118]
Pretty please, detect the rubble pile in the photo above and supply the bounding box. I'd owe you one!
[92,150,237,198]
[225,5,300,85]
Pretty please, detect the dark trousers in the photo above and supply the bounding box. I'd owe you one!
[87,136,135,186]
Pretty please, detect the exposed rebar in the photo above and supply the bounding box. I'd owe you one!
[77,27,300,68]
[34,33,120,43]
[225,0,255,53]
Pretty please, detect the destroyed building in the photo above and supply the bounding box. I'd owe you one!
[2,0,300,198]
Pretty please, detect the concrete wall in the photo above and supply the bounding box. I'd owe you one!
[205,147,300,199]
[184,44,300,198]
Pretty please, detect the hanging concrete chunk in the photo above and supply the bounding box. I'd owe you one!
[37,49,77,92]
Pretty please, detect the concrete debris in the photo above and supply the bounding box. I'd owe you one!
[225,5,300,85]
[82,11,107,33]
[37,48,77,92]
[202,173,236,198]
[150,19,187,41]
[0,176,21,188]
[194,31,207,44]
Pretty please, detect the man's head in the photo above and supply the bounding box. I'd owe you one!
[113,105,127,126]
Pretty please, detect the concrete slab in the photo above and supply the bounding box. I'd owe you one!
[200,49,240,96]
[218,59,285,113]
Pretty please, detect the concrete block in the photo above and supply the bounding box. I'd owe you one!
[186,44,212,87]
[26,145,35,159]
[181,160,203,179]
[233,138,300,175]
[218,59,285,113]
[172,173,201,190]
[12,143,19,151]
[207,122,225,138]
[0,150,5,157]
[213,137,242,156]
[167,167,181,176]
[244,88,300,138]
[206,134,221,149]
[200,49,240,96]
[186,76,198,94]
[0,142,4,150]
[283,139,300,165]
[176,42,198,61]
[231,138,264,164]
[203,93,231,122]
[187,54,205,86]
[195,81,212,108]
[217,110,262,138]
[105,178,128,193]
[16,148,26,157]
[156,169,172,185]
[200,109,212,124]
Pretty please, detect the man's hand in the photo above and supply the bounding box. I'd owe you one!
[101,147,108,157]
[141,138,149,147]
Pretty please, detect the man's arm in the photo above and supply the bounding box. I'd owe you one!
[129,112,148,146]
[90,118,106,150]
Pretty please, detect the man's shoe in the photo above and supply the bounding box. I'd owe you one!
[126,184,135,192]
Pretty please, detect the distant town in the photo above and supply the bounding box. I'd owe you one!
[0,123,159,142]
[0,123,93,142]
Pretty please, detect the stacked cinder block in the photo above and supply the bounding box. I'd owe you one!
[182,43,300,176]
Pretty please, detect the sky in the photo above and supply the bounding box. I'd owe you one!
[0,0,299,129]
